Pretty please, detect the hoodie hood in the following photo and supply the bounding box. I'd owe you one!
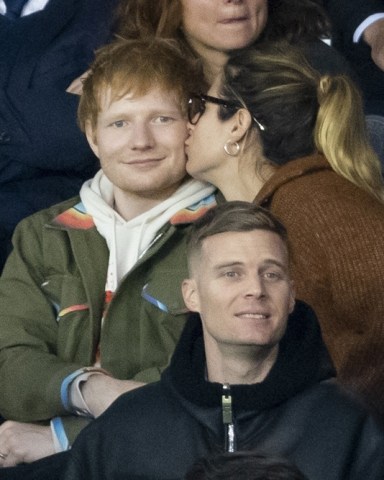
[164,300,335,414]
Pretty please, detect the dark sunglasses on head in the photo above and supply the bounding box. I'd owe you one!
[188,93,265,131]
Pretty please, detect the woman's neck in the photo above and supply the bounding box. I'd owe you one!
[185,37,229,85]
[215,158,274,203]
[218,176,262,202]
[203,55,227,85]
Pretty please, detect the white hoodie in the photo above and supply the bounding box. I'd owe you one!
[80,170,215,293]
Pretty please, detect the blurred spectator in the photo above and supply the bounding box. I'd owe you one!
[366,114,384,168]
[323,0,384,115]
[0,0,118,271]
[116,0,352,85]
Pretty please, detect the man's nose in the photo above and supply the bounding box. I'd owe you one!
[244,275,266,298]
[130,122,155,149]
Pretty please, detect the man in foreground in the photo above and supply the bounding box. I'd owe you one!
[61,202,384,480]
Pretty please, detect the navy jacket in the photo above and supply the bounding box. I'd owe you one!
[0,0,118,268]
[323,0,384,115]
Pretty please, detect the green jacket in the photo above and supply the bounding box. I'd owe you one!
[0,193,216,443]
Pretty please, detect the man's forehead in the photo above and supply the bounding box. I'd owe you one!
[97,84,180,111]
[201,230,289,263]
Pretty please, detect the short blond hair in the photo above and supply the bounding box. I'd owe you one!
[187,201,289,276]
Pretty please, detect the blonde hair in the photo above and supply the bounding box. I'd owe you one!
[187,201,289,276]
[315,75,384,202]
[220,42,384,203]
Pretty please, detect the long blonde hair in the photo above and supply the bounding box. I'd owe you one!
[315,75,384,202]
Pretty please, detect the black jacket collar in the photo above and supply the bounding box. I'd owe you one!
[164,300,335,414]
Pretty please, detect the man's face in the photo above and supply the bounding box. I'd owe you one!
[183,230,295,352]
[86,86,188,202]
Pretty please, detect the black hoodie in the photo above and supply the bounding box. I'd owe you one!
[61,301,384,480]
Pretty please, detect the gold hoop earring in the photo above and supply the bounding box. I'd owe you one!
[224,141,240,157]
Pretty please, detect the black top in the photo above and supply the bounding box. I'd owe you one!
[58,301,384,480]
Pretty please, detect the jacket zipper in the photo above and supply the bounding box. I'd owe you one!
[222,383,236,452]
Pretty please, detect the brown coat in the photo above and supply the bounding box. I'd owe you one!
[255,153,384,419]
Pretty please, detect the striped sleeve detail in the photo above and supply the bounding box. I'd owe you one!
[52,203,95,230]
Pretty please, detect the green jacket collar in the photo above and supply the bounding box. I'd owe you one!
[49,193,217,231]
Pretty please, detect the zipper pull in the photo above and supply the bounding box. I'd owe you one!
[222,383,235,452]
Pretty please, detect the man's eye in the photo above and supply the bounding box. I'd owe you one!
[111,120,127,128]
[153,116,174,124]
[263,272,282,281]
[224,271,239,278]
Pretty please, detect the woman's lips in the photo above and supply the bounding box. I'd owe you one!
[219,16,249,25]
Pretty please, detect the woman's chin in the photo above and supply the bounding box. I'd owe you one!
[186,165,205,182]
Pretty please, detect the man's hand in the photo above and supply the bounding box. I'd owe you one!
[81,375,145,418]
[0,421,55,467]
[363,18,384,71]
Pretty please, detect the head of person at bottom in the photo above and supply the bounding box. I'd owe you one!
[185,41,384,204]
[182,201,295,385]
[77,37,204,221]
[185,450,309,480]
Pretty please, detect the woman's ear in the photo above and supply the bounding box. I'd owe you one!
[230,108,253,142]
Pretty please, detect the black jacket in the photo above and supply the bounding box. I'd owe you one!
[60,301,384,480]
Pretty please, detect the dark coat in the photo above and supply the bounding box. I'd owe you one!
[323,0,384,115]
[60,302,384,480]
[0,0,118,268]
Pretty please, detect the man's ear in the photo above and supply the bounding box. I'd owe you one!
[229,108,253,143]
[85,120,100,158]
[182,278,201,313]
